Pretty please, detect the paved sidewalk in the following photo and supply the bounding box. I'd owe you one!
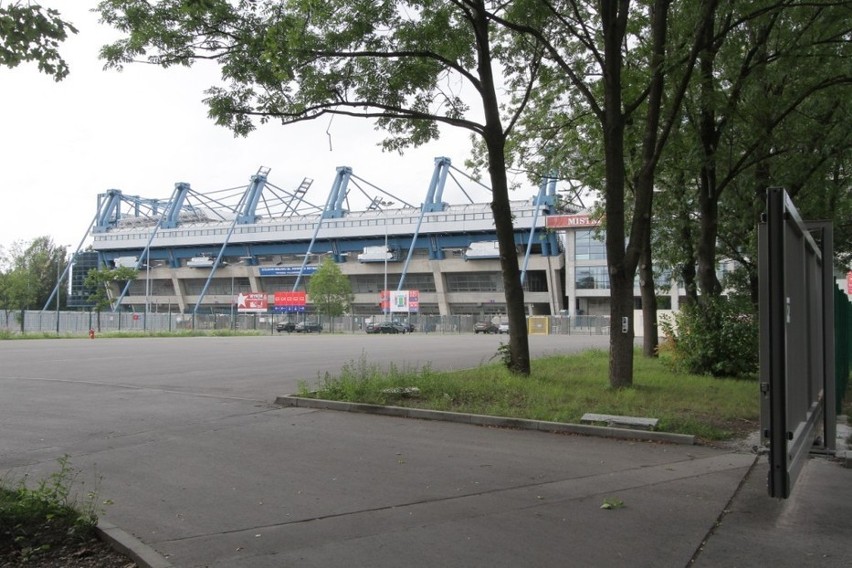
[694,420,852,568]
[99,410,849,568]
[99,407,756,568]
[694,453,852,568]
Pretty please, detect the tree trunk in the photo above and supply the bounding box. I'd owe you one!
[696,179,721,297]
[633,0,671,359]
[473,0,530,375]
[609,267,635,388]
[601,0,634,389]
[640,228,658,357]
[490,153,530,375]
[674,181,698,305]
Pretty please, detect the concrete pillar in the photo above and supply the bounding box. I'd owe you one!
[430,260,451,316]
[545,254,564,315]
[564,231,577,316]
[172,275,187,313]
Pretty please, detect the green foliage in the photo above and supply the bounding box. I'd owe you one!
[0,237,70,312]
[652,1,852,296]
[308,257,352,317]
[84,266,139,312]
[493,341,512,369]
[0,456,103,563]
[660,296,758,379]
[0,3,77,80]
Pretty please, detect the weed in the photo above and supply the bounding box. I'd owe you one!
[492,342,512,369]
[601,497,625,510]
[0,456,108,563]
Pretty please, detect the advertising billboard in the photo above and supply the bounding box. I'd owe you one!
[237,292,268,313]
[274,290,307,313]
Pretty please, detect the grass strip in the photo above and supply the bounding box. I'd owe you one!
[299,349,759,441]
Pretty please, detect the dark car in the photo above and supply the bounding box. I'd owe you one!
[295,321,323,333]
[393,320,416,333]
[276,322,296,333]
[366,322,406,334]
[474,321,498,334]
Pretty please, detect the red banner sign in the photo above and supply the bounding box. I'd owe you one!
[545,214,599,229]
[274,291,307,307]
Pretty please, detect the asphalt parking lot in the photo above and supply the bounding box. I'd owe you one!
[3,334,848,568]
[0,333,610,402]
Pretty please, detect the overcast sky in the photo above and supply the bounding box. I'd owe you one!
[0,3,492,253]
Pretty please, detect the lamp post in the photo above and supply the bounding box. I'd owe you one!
[144,249,151,332]
[232,256,253,330]
[144,256,164,332]
[384,225,389,318]
[380,201,394,318]
[230,273,235,330]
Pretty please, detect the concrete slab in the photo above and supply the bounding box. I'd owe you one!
[694,455,852,568]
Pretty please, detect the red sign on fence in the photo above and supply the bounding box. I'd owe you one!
[274,291,307,307]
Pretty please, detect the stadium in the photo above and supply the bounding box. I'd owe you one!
[58,157,682,330]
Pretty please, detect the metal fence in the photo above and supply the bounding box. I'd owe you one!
[759,188,835,499]
[836,285,851,414]
[1,310,611,337]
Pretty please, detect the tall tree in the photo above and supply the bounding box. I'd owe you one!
[0,237,68,311]
[97,0,544,374]
[656,0,852,301]
[495,0,715,384]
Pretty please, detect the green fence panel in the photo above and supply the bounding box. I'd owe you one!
[836,286,851,413]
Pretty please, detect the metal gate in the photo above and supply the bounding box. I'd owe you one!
[759,188,836,499]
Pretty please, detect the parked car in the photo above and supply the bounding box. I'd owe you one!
[393,320,416,333]
[295,321,323,333]
[474,321,498,334]
[366,322,406,334]
[498,322,509,334]
[276,322,296,333]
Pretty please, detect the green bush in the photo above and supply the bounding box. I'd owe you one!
[661,296,758,379]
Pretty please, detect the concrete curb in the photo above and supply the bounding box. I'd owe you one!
[274,395,696,445]
[97,520,174,568]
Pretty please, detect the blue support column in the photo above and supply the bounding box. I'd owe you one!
[325,167,352,219]
[294,167,352,290]
[161,183,191,229]
[237,167,270,224]
[423,157,451,212]
[94,189,124,233]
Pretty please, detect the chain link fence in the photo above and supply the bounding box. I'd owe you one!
[1,310,610,337]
